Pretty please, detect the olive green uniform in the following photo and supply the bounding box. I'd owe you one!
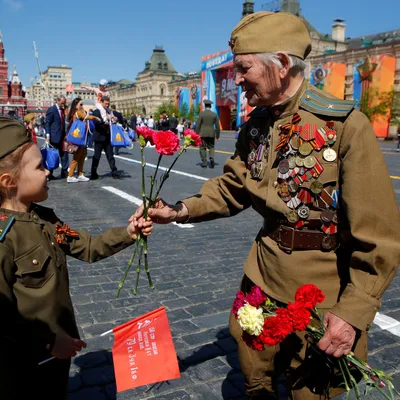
[181,82,400,398]
[0,204,134,399]
[195,109,221,166]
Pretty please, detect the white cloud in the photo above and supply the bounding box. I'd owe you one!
[3,0,23,10]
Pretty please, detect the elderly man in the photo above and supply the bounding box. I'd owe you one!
[136,12,400,399]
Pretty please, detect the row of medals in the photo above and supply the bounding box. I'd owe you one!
[274,115,339,235]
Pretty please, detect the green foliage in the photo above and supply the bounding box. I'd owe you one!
[179,103,189,120]
[154,102,179,121]
[360,88,395,123]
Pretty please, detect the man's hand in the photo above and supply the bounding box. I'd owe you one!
[51,330,87,359]
[317,312,356,358]
[131,198,189,225]
[127,216,153,240]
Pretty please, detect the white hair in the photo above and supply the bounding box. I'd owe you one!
[255,52,307,76]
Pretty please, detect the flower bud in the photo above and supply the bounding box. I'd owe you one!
[378,381,386,388]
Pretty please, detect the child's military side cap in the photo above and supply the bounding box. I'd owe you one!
[230,11,312,60]
[0,116,31,159]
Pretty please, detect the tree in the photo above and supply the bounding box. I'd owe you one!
[154,102,179,121]
[359,88,394,123]
[179,103,189,120]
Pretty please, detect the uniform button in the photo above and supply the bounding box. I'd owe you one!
[51,242,55,246]
[32,259,39,265]
[274,110,280,116]
[306,95,311,100]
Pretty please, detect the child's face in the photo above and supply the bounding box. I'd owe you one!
[17,145,49,204]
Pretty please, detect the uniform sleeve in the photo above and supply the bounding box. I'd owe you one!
[330,110,400,331]
[65,227,135,263]
[195,116,202,134]
[215,116,221,139]
[182,127,251,222]
[0,243,56,349]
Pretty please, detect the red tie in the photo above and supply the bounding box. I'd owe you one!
[59,107,65,133]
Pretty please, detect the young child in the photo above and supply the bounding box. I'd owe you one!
[81,79,110,122]
[0,116,152,399]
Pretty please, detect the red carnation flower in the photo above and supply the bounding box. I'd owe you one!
[245,286,268,308]
[260,310,294,346]
[183,129,202,147]
[295,284,326,309]
[243,331,265,351]
[153,130,181,155]
[232,290,245,318]
[136,126,155,145]
[287,302,311,331]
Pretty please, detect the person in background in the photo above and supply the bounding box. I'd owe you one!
[130,113,137,132]
[195,99,220,168]
[0,116,153,399]
[159,111,169,131]
[23,113,37,143]
[148,115,155,129]
[66,97,100,183]
[177,119,185,139]
[169,113,178,134]
[81,79,109,122]
[90,96,120,180]
[45,95,69,180]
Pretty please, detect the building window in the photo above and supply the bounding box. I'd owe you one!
[160,85,165,96]
[163,63,168,71]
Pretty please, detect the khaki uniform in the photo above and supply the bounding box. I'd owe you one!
[182,81,400,397]
[195,109,221,166]
[0,204,134,399]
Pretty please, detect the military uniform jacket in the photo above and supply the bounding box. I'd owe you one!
[182,81,400,332]
[195,110,221,139]
[0,204,134,356]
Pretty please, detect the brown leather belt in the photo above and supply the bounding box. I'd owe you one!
[267,225,337,253]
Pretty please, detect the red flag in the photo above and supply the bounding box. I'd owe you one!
[111,307,180,392]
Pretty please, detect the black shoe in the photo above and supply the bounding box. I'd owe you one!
[60,169,68,179]
[209,159,215,169]
[90,173,100,180]
[112,174,121,179]
[200,163,207,168]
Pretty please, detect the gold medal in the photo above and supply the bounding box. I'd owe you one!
[299,142,313,156]
[287,210,299,223]
[304,155,316,169]
[290,136,300,150]
[310,180,323,194]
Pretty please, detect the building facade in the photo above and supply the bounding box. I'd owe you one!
[0,31,27,117]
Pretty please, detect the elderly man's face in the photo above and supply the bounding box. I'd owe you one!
[234,54,282,107]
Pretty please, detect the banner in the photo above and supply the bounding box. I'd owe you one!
[112,307,180,392]
[310,62,346,99]
[216,67,238,107]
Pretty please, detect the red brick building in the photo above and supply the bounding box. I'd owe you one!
[0,32,27,118]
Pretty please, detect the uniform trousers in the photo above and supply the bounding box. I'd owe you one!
[229,276,367,400]
[91,140,118,176]
[68,146,86,177]
[200,137,215,163]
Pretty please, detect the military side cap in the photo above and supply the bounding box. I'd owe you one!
[230,11,312,60]
[203,99,213,106]
[0,116,31,160]
[23,113,36,124]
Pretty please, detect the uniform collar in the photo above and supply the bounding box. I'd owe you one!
[248,79,308,120]
[0,204,42,223]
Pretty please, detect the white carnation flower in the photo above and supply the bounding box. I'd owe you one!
[237,303,264,336]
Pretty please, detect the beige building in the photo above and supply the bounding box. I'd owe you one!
[109,46,180,116]
[42,65,72,99]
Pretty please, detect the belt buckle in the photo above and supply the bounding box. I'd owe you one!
[278,226,295,253]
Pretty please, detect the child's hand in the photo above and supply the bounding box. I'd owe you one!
[127,216,153,240]
[51,330,87,359]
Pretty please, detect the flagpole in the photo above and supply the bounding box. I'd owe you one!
[38,329,114,365]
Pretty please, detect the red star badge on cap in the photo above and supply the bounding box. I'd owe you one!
[0,214,8,221]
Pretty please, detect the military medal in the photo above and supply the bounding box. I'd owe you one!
[310,180,323,195]
[278,160,290,174]
[278,182,290,201]
[288,156,296,169]
[295,155,304,167]
[298,188,312,204]
[290,136,300,150]
[287,210,299,223]
[323,148,337,162]
[320,210,334,223]
[287,196,301,209]
[299,142,313,156]
[304,155,316,169]
[250,128,259,137]
[288,179,299,194]
[298,205,310,219]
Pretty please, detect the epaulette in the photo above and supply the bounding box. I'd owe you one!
[300,87,356,117]
[0,214,15,242]
[248,106,269,118]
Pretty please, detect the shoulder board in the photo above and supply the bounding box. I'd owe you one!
[0,215,15,242]
[300,87,356,117]
[248,106,269,118]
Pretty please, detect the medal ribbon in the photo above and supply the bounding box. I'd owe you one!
[56,224,80,244]
[275,113,301,152]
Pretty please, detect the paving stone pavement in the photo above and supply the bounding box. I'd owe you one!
[38,135,400,400]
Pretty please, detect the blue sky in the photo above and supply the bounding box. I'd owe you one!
[1,0,399,87]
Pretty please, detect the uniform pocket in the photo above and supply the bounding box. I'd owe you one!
[15,244,53,288]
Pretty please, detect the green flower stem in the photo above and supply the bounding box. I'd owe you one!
[147,153,163,214]
[154,145,188,201]
[140,146,148,218]
[344,360,361,400]
[143,236,154,289]
[133,240,144,295]
[116,235,140,298]
[338,358,351,393]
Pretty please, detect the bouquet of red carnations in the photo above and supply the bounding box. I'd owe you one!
[232,284,399,400]
[116,128,202,297]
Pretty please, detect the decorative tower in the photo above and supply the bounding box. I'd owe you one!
[9,64,23,100]
[0,30,9,105]
[280,0,301,15]
[242,0,255,18]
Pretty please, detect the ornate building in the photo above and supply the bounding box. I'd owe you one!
[0,31,27,117]
[109,46,180,116]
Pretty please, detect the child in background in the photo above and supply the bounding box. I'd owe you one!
[0,117,152,399]
[81,79,110,121]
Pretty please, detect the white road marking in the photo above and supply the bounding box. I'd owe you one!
[373,312,400,337]
[102,186,194,229]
